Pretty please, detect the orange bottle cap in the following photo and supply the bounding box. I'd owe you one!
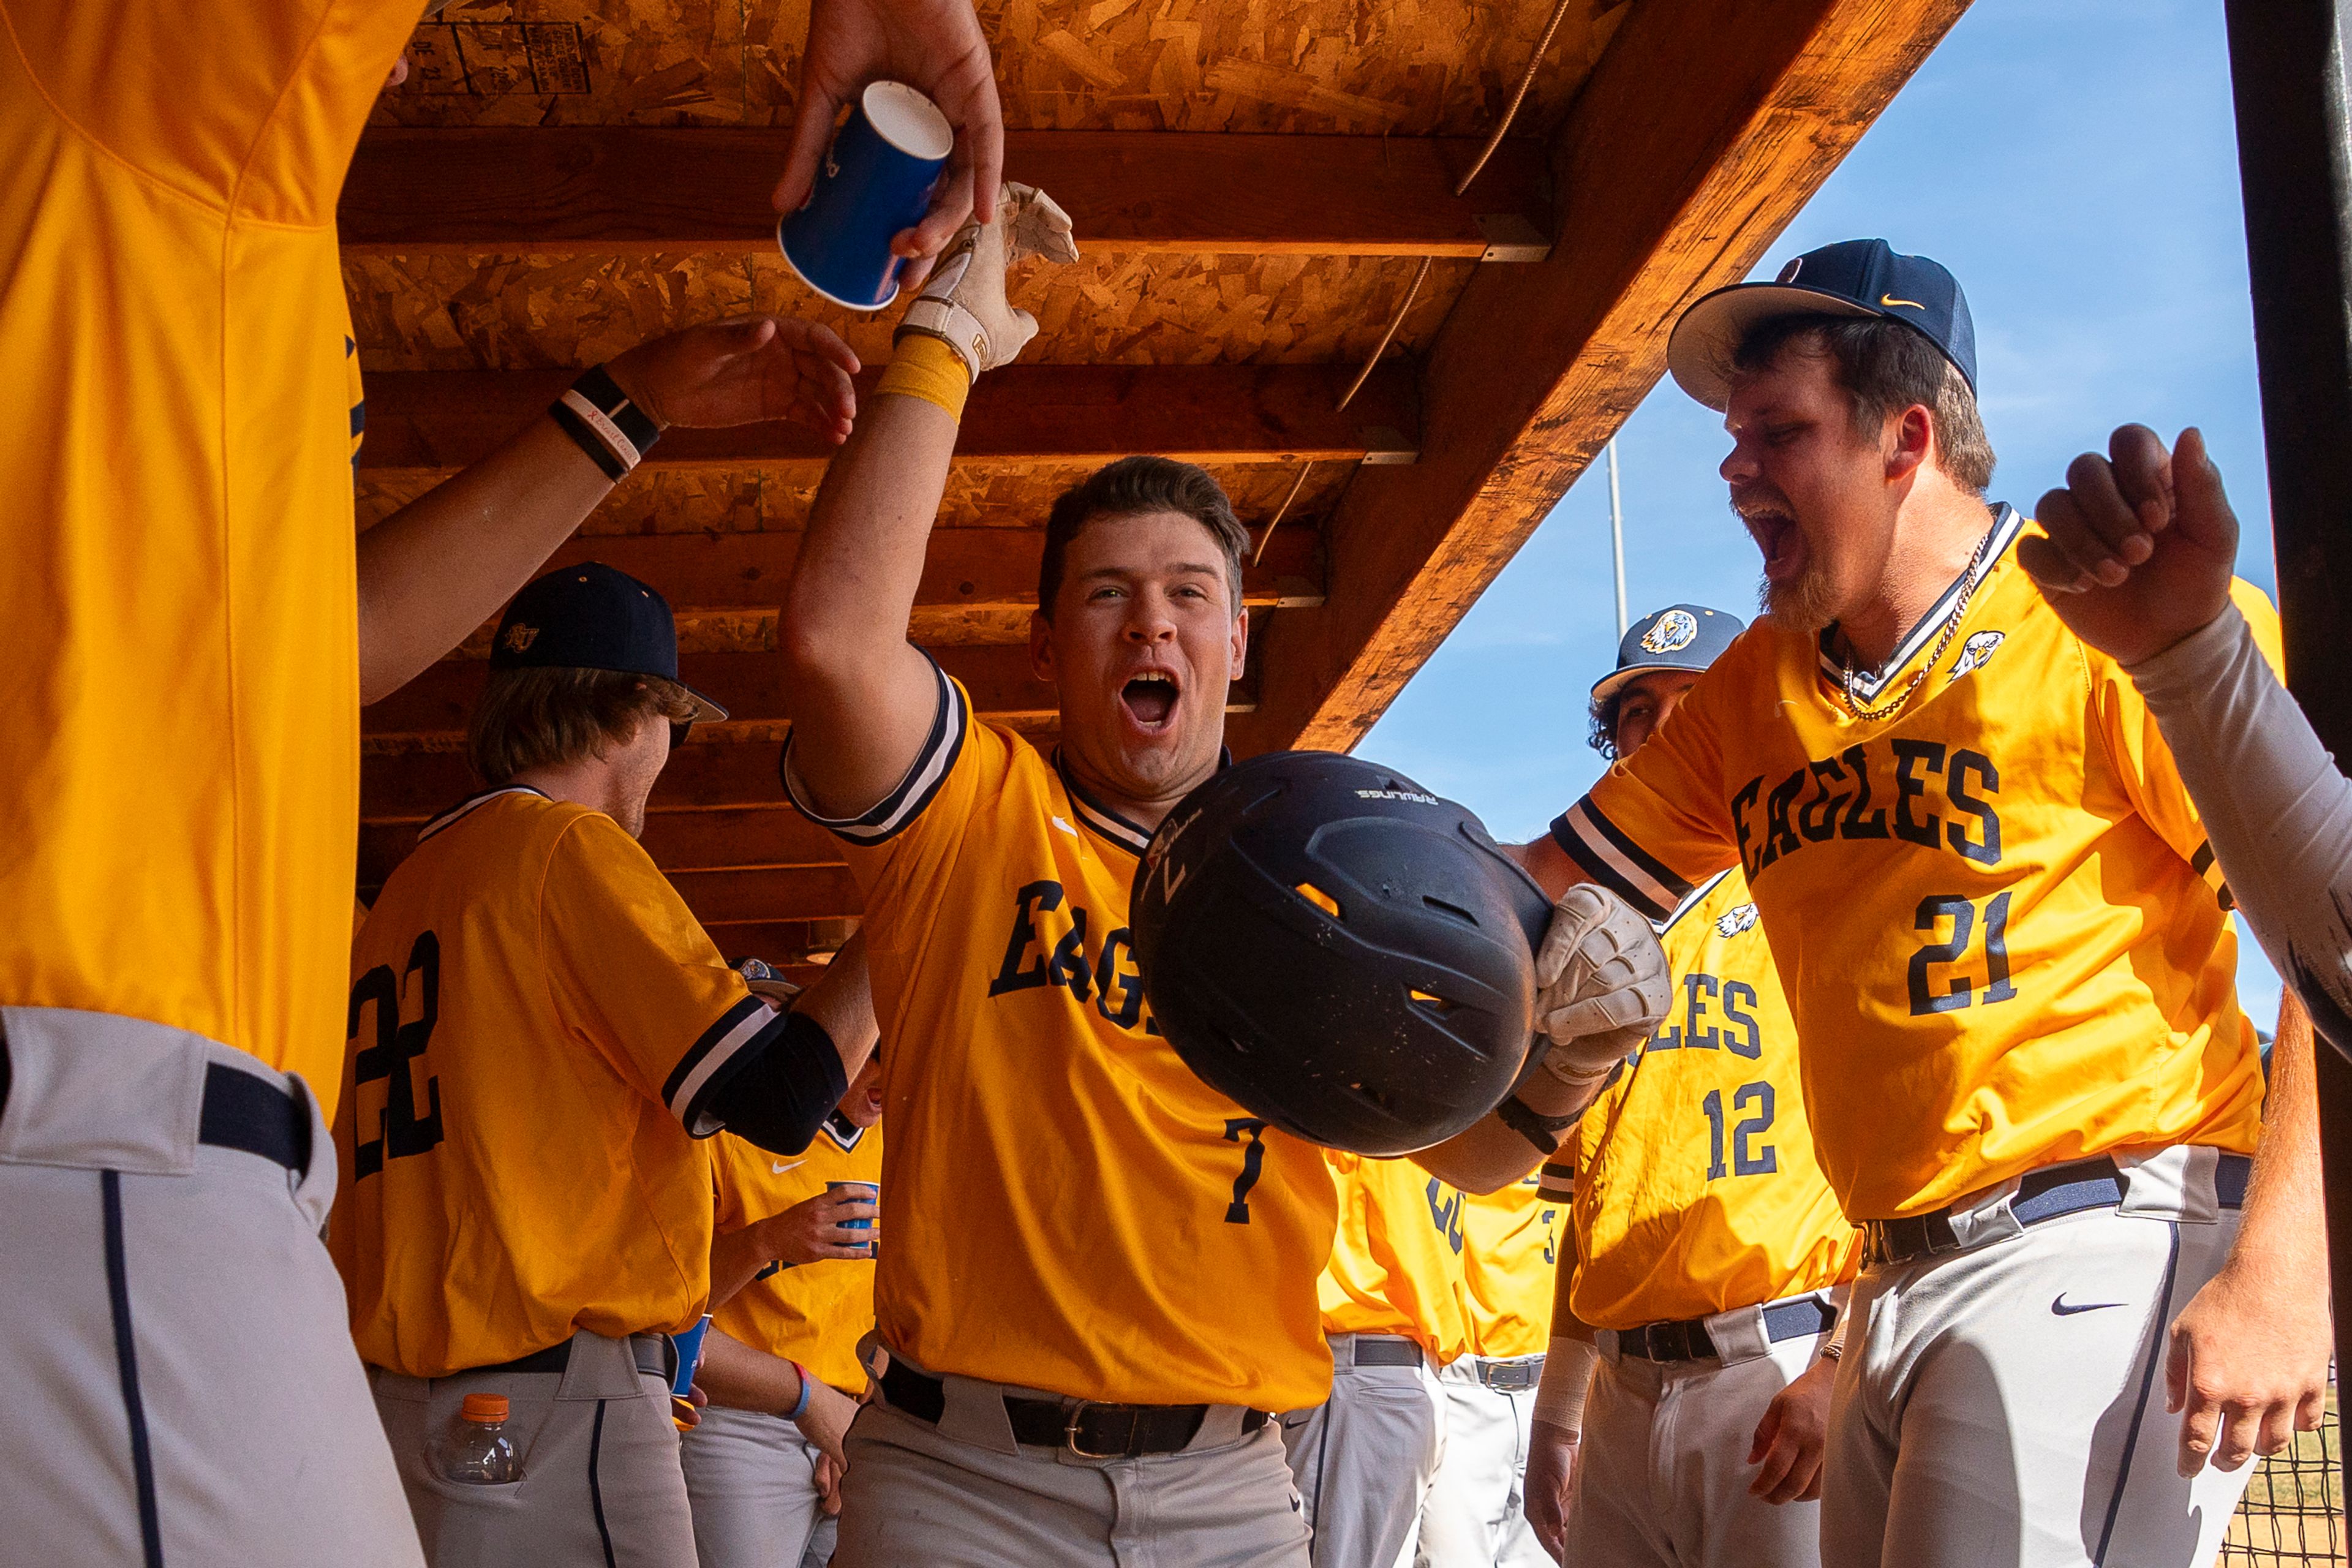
[461,1393,510,1423]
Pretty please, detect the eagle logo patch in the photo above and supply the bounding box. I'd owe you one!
[1714,902,1759,938]
[502,624,541,654]
[1640,609,1700,655]
[1948,630,2004,682]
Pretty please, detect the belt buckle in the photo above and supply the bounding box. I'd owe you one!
[1064,1401,1137,1458]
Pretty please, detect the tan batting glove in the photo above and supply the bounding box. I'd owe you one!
[1532,885,1670,1091]
[895,182,1077,380]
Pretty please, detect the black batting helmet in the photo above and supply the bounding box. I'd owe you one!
[1131,752,1551,1156]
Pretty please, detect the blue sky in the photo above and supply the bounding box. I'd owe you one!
[1363,0,2288,1023]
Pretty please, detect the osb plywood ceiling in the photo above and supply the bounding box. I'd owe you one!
[350,0,1973,960]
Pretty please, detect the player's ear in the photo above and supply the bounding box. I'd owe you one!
[1886,404,1933,482]
[1028,608,1055,682]
[1228,605,1249,680]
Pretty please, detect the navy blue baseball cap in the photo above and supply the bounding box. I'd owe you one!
[1591,604,1745,703]
[490,562,727,722]
[1665,238,1977,410]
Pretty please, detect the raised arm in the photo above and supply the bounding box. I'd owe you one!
[358,316,856,702]
[778,185,1073,815]
[2026,425,2352,1052]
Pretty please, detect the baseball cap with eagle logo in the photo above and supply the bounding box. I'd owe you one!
[1592,603,1744,704]
[1664,238,1977,411]
[489,562,728,723]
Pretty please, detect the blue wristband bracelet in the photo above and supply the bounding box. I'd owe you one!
[783,1361,813,1422]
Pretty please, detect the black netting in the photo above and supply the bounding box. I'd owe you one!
[2220,1374,2342,1566]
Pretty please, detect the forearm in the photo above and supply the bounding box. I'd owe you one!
[777,368,968,812]
[708,1226,781,1311]
[2130,606,2352,1049]
[794,931,880,1081]
[355,417,616,703]
[696,1327,809,1415]
[1413,1072,1598,1194]
[2226,995,2326,1286]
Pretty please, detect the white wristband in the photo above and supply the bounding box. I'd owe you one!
[1532,1335,1600,1435]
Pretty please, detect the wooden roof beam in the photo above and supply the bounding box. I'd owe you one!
[1231,0,1972,755]
[361,646,1255,747]
[341,129,1551,261]
[429,527,1323,653]
[357,364,1418,475]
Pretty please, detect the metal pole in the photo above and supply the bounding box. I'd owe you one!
[1606,438,1629,641]
[2222,0,2352,1447]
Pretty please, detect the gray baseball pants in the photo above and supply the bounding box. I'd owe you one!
[1567,1313,1827,1568]
[682,1403,837,1568]
[0,1009,423,1568]
[1416,1354,1550,1568]
[372,1330,696,1567]
[1282,1333,1448,1568]
[831,1350,1310,1566]
[1824,1148,2258,1568]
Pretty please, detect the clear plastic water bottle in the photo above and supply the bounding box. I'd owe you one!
[435,1392,521,1485]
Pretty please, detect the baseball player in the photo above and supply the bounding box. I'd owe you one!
[1525,240,2330,1566]
[331,562,880,1567]
[1415,1173,1562,1568]
[684,1048,885,1568]
[2026,423,2352,1060]
[1518,605,1861,1568]
[768,163,1665,1559]
[1283,1152,1473,1567]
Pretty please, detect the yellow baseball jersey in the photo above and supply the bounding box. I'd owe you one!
[331,788,778,1378]
[1552,506,2277,1221]
[1317,1152,1473,1364]
[783,668,1338,1409]
[1539,869,1860,1329]
[709,1117,883,1396]
[0,2,413,1101]
[1458,1174,1562,1359]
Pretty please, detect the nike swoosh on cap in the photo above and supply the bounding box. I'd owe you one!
[2051,1294,2127,1316]
[1880,293,1926,309]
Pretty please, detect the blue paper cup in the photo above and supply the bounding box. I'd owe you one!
[671,1313,713,1400]
[779,81,953,311]
[828,1180,878,1256]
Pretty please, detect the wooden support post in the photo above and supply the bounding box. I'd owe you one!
[2224,0,2352,1444]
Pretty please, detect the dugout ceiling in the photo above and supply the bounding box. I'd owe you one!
[351,0,1971,971]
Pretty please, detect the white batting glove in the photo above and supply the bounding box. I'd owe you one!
[895,183,1077,380]
[1533,885,1670,1089]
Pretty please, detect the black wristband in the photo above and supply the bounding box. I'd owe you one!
[548,363,660,480]
[1496,1093,1578,1155]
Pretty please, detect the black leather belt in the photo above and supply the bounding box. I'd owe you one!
[198,1064,311,1172]
[1617,1295,1838,1363]
[0,1049,310,1174]
[880,1360,1268,1458]
[1348,1336,1424,1368]
[1474,1357,1545,1391]
[469,1333,675,1383]
[1864,1153,2251,1268]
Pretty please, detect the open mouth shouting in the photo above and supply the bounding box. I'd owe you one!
[1119,668,1182,735]
[1736,495,1805,586]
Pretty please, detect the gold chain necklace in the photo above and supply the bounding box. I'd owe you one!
[1839,525,1993,723]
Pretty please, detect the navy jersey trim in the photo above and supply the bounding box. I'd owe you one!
[1659,869,1737,936]
[820,1110,869,1153]
[1054,749,1155,856]
[418,785,551,843]
[781,657,967,847]
[1820,503,2024,699]
[663,995,781,1137]
[1549,799,1692,922]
